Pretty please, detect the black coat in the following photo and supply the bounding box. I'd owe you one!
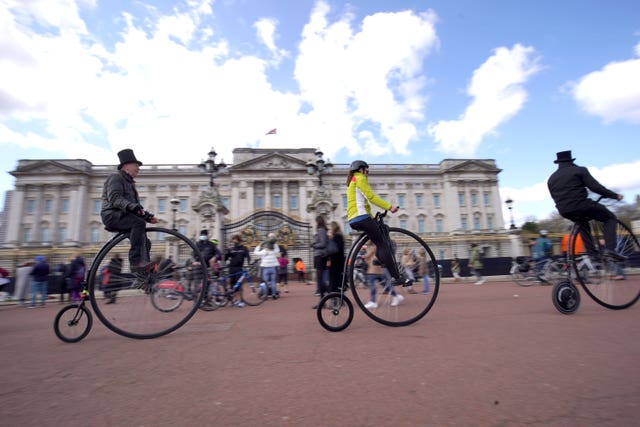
[547,163,618,215]
[225,244,251,269]
[195,240,221,265]
[101,170,141,224]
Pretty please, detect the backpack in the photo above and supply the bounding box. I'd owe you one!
[74,265,86,282]
[99,265,110,287]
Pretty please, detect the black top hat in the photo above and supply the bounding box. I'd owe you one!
[117,149,143,170]
[554,150,575,164]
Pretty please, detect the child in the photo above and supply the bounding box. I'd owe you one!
[295,258,308,284]
[277,253,289,293]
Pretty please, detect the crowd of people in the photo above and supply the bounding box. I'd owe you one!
[2,149,629,308]
[0,253,88,307]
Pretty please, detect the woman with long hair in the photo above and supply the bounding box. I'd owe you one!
[328,221,345,293]
[254,233,281,300]
[346,160,401,281]
[311,215,329,308]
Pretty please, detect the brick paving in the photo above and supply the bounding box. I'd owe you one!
[0,279,638,427]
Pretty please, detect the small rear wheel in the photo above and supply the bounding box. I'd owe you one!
[317,293,354,332]
[552,280,581,315]
[54,304,93,343]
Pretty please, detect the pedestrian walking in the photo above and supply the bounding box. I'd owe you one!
[311,216,329,308]
[327,221,345,293]
[13,262,33,306]
[417,248,431,294]
[451,256,462,282]
[29,256,50,307]
[469,244,485,285]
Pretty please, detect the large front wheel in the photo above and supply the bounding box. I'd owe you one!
[348,228,440,327]
[88,227,208,339]
[571,220,640,310]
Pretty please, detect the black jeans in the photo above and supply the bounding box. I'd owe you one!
[314,256,327,296]
[350,217,400,279]
[562,201,617,253]
[103,213,151,266]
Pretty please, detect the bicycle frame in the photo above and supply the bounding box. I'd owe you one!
[317,210,441,331]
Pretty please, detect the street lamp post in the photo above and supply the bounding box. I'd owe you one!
[306,149,333,186]
[199,147,227,187]
[170,198,180,230]
[196,147,229,249]
[505,198,516,230]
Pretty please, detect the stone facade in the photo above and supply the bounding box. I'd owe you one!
[1,148,517,267]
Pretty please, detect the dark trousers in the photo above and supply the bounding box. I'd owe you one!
[562,201,617,253]
[350,217,400,278]
[314,256,327,296]
[329,262,344,293]
[103,213,151,265]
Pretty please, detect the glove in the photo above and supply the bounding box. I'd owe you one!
[142,210,158,224]
[127,203,144,214]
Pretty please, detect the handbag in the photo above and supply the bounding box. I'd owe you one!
[326,239,339,256]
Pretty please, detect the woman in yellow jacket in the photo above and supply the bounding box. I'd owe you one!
[346,160,402,282]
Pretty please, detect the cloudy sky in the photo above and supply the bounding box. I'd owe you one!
[1,0,639,226]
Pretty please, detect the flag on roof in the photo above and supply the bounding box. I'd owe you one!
[265,128,277,135]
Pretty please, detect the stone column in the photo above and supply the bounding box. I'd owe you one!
[299,182,309,221]
[32,185,43,241]
[52,185,61,244]
[70,180,88,244]
[282,181,289,213]
[246,181,254,212]
[265,181,271,209]
[5,185,25,246]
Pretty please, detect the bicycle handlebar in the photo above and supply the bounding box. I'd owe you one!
[375,211,388,220]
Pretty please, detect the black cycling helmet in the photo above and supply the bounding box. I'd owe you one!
[350,160,369,172]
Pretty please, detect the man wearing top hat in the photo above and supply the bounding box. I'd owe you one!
[101,149,158,271]
[547,150,624,260]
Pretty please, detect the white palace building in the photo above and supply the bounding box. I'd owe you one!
[0,148,522,270]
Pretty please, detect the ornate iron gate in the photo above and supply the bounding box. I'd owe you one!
[222,211,313,273]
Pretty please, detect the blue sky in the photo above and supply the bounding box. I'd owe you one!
[1,0,639,226]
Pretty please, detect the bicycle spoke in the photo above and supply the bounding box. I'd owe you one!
[88,227,207,339]
[348,228,439,327]
[573,220,640,309]
[54,304,93,343]
[317,293,353,332]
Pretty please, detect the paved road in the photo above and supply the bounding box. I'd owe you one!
[1,279,638,427]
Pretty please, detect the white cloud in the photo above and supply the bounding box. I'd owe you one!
[0,0,441,167]
[589,160,640,193]
[428,44,541,156]
[254,17,288,63]
[294,1,439,157]
[571,42,640,124]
